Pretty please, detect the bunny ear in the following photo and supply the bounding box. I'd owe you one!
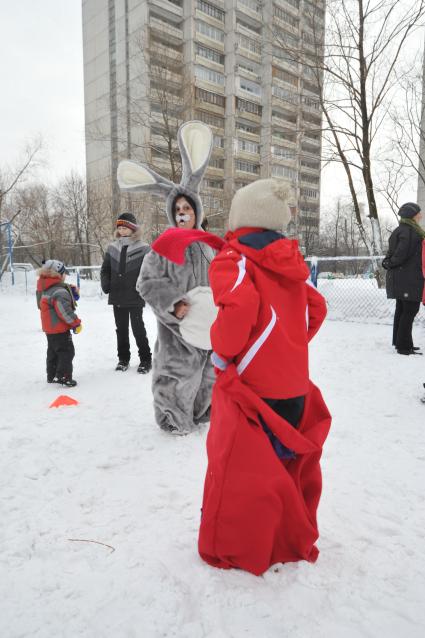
[117,160,174,197]
[178,121,213,191]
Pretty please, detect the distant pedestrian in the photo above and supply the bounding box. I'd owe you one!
[36,259,81,387]
[383,202,425,355]
[100,212,152,373]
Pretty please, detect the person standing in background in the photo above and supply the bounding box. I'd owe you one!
[101,212,152,373]
[383,202,425,355]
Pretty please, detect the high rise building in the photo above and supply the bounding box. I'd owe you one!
[82,0,325,242]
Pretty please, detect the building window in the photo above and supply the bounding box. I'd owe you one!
[272,46,298,67]
[196,20,225,42]
[204,178,224,189]
[235,159,260,174]
[301,173,319,184]
[271,165,297,180]
[236,138,260,154]
[238,0,261,13]
[301,94,320,110]
[213,135,225,148]
[236,120,259,134]
[197,0,225,22]
[237,33,261,55]
[272,84,298,103]
[273,67,298,86]
[300,187,318,198]
[236,97,262,115]
[272,108,297,124]
[195,87,225,107]
[237,19,261,37]
[195,65,225,85]
[273,4,299,28]
[195,43,224,65]
[272,145,296,160]
[196,110,225,128]
[210,157,225,169]
[239,78,262,97]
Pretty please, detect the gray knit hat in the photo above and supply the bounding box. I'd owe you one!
[398,202,421,218]
[228,179,296,232]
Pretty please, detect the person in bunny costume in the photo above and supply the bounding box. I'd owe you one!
[117,121,217,435]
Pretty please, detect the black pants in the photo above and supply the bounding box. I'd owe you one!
[113,305,151,363]
[46,332,75,380]
[392,299,421,350]
[259,395,305,460]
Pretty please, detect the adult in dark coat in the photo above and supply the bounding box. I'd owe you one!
[101,212,152,372]
[383,202,425,355]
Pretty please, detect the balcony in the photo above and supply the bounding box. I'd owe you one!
[149,16,183,43]
[150,0,183,19]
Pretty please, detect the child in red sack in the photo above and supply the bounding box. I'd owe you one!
[198,179,331,576]
[36,260,82,387]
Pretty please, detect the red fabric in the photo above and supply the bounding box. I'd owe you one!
[198,365,332,576]
[209,228,327,398]
[422,240,425,304]
[151,227,225,264]
[37,276,80,334]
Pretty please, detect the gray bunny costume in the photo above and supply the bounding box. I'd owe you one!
[118,121,216,434]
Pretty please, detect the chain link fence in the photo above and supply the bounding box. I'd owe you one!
[306,256,425,327]
[2,258,425,328]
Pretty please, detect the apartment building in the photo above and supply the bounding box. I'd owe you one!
[82,0,325,242]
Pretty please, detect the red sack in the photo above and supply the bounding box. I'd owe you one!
[198,365,331,576]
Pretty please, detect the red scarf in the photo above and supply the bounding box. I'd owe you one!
[151,228,225,265]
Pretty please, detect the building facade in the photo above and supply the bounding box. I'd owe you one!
[82,0,325,242]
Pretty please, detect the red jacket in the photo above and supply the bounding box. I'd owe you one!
[209,228,327,399]
[422,240,425,304]
[37,275,81,334]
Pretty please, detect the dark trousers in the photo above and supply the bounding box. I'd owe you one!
[113,305,151,363]
[392,299,421,350]
[259,395,305,460]
[46,332,75,380]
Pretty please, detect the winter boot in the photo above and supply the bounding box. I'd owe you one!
[115,361,129,371]
[137,360,152,374]
[47,376,59,383]
[57,376,77,387]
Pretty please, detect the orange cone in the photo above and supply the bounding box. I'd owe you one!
[49,395,79,408]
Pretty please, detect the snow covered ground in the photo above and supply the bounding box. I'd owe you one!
[1,288,424,638]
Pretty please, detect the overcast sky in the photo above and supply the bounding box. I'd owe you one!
[0,1,422,216]
[0,0,86,183]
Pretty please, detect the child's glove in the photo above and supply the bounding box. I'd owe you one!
[73,324,83,334]
[70,284,80,302]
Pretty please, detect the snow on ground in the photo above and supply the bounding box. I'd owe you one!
[0,288,424,638]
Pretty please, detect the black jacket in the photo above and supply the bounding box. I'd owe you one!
[384,223,424,302]
[101,237,150,307]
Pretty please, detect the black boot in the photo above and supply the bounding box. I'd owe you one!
[57,376,77,387]
[115,361,129,371]
[137,360,152,374]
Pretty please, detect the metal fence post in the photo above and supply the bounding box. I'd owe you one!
[309,256,318,287]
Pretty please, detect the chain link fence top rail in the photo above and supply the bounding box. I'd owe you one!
[306,256,425,327]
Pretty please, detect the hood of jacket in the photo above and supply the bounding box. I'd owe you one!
[226,228,310,282]
[37,274,63,292]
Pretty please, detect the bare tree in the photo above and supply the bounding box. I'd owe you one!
[269,0,425,266]
[0,137,43,218]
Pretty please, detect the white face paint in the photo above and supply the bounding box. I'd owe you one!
[176,214,191,223]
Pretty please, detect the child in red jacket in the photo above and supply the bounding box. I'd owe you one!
[199,179,331,575]
[36,260,82,387]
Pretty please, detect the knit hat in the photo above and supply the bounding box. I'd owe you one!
[116,212,139,231]
[42,259,67,275]
[228,179,296,232]
[398,202,421,218]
